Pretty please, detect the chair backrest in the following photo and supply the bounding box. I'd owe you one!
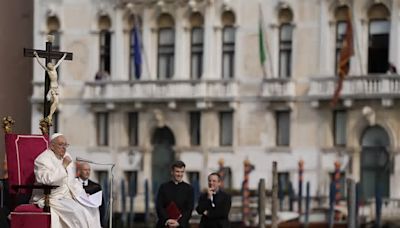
[5,134,49,195]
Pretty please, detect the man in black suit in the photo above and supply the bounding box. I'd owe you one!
[77,162,105,226]
[196,172,231,228]
[155,161,194,228]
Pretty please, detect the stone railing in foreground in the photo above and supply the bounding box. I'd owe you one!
[83,79,238,101]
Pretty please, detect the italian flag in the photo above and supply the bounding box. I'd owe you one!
[258,8,267,76]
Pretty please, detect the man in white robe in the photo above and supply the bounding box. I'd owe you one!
[31,133,101,228]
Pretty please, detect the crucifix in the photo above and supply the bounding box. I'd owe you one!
[24,35,73,133]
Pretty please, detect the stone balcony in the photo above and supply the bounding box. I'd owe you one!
[308,75,400,107]
[82,79,238,103]
[259,78,296,101]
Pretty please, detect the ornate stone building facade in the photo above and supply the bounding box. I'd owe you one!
[31,0,400,211]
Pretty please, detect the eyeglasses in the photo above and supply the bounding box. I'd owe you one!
[56,143,70,148]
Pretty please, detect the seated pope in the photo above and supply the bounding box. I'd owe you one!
[31,133,101,228]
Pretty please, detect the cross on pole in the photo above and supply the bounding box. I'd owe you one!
[24,35,73,120]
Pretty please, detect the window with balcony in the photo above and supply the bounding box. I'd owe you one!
[219,111,233,146]
[96,112,109,146]
[128,112,138,146]
[128,14,142,80]
[158,14,175,79]
[99,15,112,75]
[191,27,204,79]
[278,8,293,78]
[335,6,351,75]
[333,110,346,146]
[189,112,201,146]
[190,12,204,79]
[276,110,290,146]
[221,11,236,79]
[367,4,390,73]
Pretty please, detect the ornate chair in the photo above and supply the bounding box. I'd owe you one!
[3,117,55,228]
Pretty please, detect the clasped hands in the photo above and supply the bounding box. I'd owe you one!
[62,156,72,168]
[166,219,179,227]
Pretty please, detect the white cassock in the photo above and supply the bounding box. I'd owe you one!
[31,149,101,228]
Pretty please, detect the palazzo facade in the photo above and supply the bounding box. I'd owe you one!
[30,0,400,212]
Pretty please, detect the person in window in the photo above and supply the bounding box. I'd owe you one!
[196,172,231,228]
[95,71,110,81]
[156,161,194,228]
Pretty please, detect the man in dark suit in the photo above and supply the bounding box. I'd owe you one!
[77,162,105,226]
[196,172,231,228]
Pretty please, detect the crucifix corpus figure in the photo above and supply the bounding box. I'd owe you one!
[34,51,67,122]
[24,35,73,134]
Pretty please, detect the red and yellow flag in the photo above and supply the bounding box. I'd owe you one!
[331,11,354,107]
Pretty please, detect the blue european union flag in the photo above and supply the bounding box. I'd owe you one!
[133,28,142,79]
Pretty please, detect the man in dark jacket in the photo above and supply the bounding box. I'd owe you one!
[196,173,231,228]
[156,161,194,228]
[77,162,106,227]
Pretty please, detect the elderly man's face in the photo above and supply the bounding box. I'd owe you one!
[79,163,91,181]
[50,135,68,159]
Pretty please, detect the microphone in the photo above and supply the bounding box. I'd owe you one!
[76,157,92,163]
[76,157,115,166]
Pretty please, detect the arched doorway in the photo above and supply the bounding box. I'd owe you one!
[151,126,175,195]
[360,126,390,199]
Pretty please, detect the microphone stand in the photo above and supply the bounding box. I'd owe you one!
[77,158,115,228]
[109,163,115,228]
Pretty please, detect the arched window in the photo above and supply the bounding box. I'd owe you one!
[127,14,142,80]
[190,12,204,79]
[367,4,390,73]
[278,8,293,78]
[334,6,351,75]
[157,13,175,79]
[360,126,390,199]
[47,16,60,51]
[221,11,235,79]
[98,15,112,75]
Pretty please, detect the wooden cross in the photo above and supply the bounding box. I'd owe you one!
[24,36,73,119]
